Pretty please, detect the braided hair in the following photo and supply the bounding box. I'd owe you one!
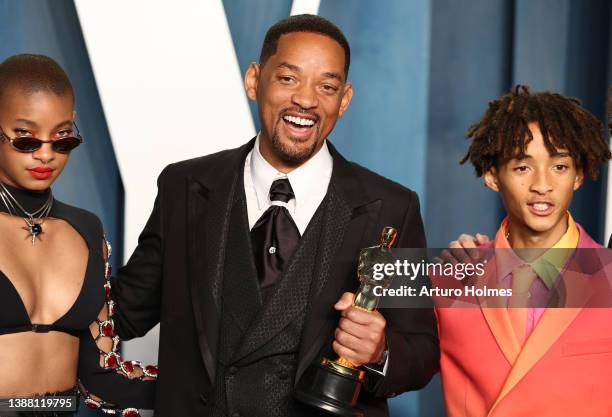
[461,85,611,179]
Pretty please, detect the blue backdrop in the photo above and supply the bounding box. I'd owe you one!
[2,0,611,416]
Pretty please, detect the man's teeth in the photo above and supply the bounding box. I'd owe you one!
[532,203,550,211]
[283,115,315,126]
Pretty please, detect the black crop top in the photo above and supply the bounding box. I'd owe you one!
[0,186,106,336]
[0,184,156,414]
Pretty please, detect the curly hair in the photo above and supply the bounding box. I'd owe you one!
[461,85,611,179]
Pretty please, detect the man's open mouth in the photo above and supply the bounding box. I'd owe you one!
[282,114,316,128]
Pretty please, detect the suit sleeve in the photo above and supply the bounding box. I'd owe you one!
[78,224,157,414]
[366,191,440,396]
[111,168,168,340]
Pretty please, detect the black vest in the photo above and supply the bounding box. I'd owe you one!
[210,177,334,417]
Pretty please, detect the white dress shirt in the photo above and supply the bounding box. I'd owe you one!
[244,135,333,234]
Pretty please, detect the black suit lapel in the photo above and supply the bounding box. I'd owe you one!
[295,201,381,383]
[222,176,263,341]
[186,139,255,383]
[295,142,383,384]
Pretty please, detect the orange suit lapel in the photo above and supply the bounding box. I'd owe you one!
[486,307,582,416]
[487,267,590,416]
[480,307,522,366]
[478,254,522,365]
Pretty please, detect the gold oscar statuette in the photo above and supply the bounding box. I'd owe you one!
[295,227,398,417]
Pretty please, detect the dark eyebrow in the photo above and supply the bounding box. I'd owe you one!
[12,119,72,133]
[277,62,301,72]
[322,71,344,82]
[514,151,572,161]
[277,63,344,83]
[53,120,73,130]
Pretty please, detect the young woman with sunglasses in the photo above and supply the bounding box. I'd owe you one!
[0,54,156,417]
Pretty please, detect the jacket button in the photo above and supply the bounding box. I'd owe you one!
[200,394,207,405]
[228,366,238,375]
[232,413,240,417]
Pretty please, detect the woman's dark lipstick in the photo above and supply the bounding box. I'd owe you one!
[28,166,54,180]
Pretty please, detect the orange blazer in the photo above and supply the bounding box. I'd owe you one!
[436,225,612,417]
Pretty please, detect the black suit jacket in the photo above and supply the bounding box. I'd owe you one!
[111,139,439,416]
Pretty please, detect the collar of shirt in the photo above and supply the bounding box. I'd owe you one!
[244,134,333,234]
[493,212,580,288]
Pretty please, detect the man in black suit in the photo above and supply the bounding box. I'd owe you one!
[111,14,438,417]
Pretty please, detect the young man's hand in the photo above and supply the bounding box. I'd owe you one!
[436,233,490,265]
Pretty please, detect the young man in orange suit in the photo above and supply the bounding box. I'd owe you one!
[436,86,612,417]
